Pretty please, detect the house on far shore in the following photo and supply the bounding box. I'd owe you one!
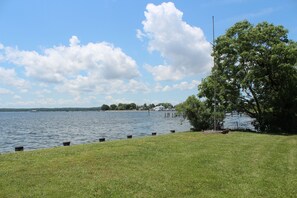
[152,105,165,111]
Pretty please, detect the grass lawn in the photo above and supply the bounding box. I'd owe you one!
[0,132,296,197]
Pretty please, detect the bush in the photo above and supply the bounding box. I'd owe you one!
[176,95,213,131]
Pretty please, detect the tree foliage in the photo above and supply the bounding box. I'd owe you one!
[176,95,214,131]
[100,103,171,111]
[101,104,110,111]
[117,103,137,110]
[110,104,117,110]
[199,20,297,133]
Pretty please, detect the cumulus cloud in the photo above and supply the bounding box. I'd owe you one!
[0,36,149,96]
[155,80,200,92]
[0,67,29,90]
[6,97,94,108]
[3,36,140,83]
[145,64,184,81]
[69,35,80,47]
[13,95,21,100]
[0,88,13,95]
[138,2,212,81]
[58,75,150,96]
[34,89,52,98]
[103,95,135,105]
[172,80,200,90]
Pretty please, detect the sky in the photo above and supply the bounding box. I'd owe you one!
[0,0,296,108]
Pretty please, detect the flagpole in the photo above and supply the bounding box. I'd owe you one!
[212,16,216,131]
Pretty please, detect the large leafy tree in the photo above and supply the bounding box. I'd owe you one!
[199,20,297,133]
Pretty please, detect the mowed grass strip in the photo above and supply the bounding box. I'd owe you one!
[0,132,296,197]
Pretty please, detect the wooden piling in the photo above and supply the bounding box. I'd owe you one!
[222,129,229,134]
[63,141,71,146]
[15,146,24,152]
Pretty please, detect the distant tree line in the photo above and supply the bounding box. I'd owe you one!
[100,103,174,111]
[0,103,175,112]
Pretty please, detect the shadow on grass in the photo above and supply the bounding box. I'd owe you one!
[189,128,297,136]
[228,129,296,136]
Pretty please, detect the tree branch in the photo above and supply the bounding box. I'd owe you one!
[248,85,262,116]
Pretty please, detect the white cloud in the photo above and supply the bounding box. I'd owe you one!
[13,95,21,100]
[154,83,163,92]
[139,2,212,81]
[1,36,147,97]
[172,80,200,90]
[6,98,79,108]
[145,64,184,81]
[127,79,150,93]
[0,88,13,95]
[136,29,146,41]
[3,36,140,83]
[105,95,113,100]
[102,95,134,105]
[57,74,150,96]
[154,80,200,92]
[34,89,52,97]
[69,35,80,47]
[0,67,29,90]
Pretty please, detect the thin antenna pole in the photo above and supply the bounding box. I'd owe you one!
[212,16,215,46]
[212,16,216,131]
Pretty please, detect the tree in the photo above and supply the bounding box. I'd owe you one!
[176,95,214,131]
[110,104,117,110]
[117,103,126,110]
[199,20,297,133]
[143,103,148,110]
[129,103,137,110]
[101,104,110,111]
[148,103,155,109]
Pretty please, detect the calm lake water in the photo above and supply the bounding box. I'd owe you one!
[0,111,255,153]
[0,111,191,153]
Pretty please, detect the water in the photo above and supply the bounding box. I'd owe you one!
[0,111,255,153]
[0,111,190,153]
[223,112,255,131]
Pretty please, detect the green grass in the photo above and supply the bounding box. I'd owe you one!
[0,132,296,197]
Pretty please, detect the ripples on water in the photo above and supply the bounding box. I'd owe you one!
[223,112,255,131]
[0,111,255,153]
[0,111,190,153]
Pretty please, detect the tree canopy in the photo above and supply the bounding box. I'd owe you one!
[101,104,110,111]
[100,103,173,111]
[199,20,297,133]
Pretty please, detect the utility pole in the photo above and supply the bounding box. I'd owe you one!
[212,16,216,131]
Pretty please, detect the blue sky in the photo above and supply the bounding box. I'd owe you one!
[0,0,296,108]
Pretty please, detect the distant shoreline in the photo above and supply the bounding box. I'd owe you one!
[0,108,177,112]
